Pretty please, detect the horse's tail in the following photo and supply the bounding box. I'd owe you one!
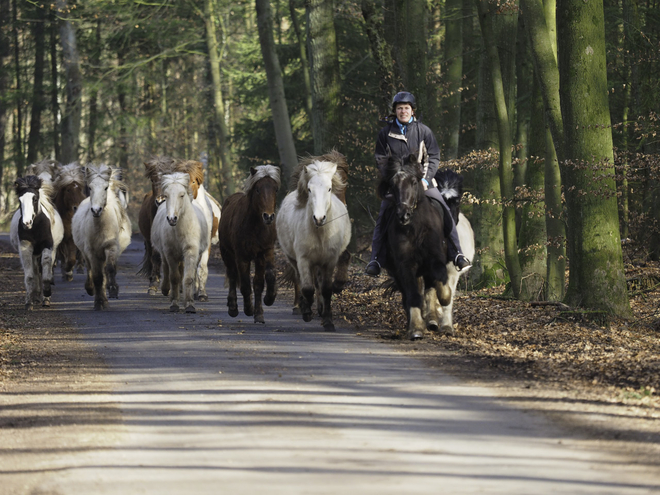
[278,263,297,288]
[435,169,464,224]
[136,245,153,279]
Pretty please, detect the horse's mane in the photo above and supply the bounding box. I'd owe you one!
[15,175,42,196]
[160,172,192,198]
[243,165,281,193]
[291,150,349,193]
[177,160,205,187]
[16,175,58,219]
[144,156,179,182]
[53,162,85,192]
[435,169,463,201]
[86,164,129,197]
[25,159,59,180]
[378,153,423,200]
[295,159,348,205]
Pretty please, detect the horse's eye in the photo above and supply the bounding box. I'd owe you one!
[328,188,331,192]
[105,186,109,191]
[308,188,311,193]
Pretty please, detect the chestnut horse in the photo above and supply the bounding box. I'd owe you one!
[219,165,280,324]
[52,163,86,281]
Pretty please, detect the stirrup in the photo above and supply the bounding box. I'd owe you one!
[365,260,381,277]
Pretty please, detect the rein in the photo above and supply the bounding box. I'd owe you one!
[316,210,349,227]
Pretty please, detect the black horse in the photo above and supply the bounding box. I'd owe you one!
[379,148,451,340]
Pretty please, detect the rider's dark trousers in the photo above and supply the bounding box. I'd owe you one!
[369,187,463,265]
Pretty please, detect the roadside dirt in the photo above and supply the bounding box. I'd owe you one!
[1,238,659,472]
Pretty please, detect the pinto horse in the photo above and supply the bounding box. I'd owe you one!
[277,157,351,331]
[219,165,280,323]
[52,163,86,281]
[379,147,451,340]
[10,175,64,309]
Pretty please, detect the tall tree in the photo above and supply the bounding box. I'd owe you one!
[306,0,342,153]
[289,0,313,124]
[56,0,82,164]
[255,0,298,187]
[0,0,9,205]
[12,0,24,176]
[557,0,630,316]
[49,8,60,162]
[443,0,464,159]
[26,3,47,164]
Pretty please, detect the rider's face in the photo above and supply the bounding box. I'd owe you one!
[395,104,413,123]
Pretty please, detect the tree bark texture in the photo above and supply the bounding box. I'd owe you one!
[443,0,464,159]
[56,0,82,164]
[289,0,314,124]
[306,0,342,154]
[0,0,9,205]
[49,8,60,162]
[27,4,47,164]
[557,0,631,316]
[255,0,298,188]
[13,0,24,176]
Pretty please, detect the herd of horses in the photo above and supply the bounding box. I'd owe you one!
[8,149,474,340]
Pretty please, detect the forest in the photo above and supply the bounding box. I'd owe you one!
[0,0,659,317]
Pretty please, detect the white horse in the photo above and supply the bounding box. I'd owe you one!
[10,175,64,309]
[424,169,475,335]
[72,164,131,310]
[276,158,351,331]
[151,172,209,313]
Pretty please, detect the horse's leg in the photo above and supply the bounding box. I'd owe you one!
[75,248,84,274]
[104,243,120,299]
[438,268,459,335]
[263,247,277,307]
[62,239,76,282]
[195,249,210,302]
[315,267,323,317]
[40,247,55,307]
[168,260,181,312]
[252,256,266,324]
[151,248,162,295]
[332,249,351,294]
[398,267,425,340]
[183,251,198,313]
[91,255,107,310]
[19,243,36,310]
[297,258,315,323]
[83,254,94,296]
[319,264,336,332]
[423,286,440,332]
[237,259,254,317]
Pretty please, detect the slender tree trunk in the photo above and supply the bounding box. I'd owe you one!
[49,8,60,162]
[56,0,82,164]
[443,0,464,159]
[514,13,532,198]
[27,4,47,164]
[557,0,630,316]
[116,50,129,170]
[204,0,234,200]
[307,0,342,153]
[476,0,522,298]
[86,21,101,161]
[255,0,298,188]
[361,0,397,115]
[289,0,313,124]
[0,0,9,205]
[13,0,24,176]
[544,114,565,301]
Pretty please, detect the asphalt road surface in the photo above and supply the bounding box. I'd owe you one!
[2,236,659,494]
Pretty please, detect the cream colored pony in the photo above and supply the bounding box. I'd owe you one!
[72,164,131,310]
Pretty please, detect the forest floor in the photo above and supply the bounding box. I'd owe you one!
[1,236,659,463]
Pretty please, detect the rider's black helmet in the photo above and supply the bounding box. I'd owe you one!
[392,91,416,112]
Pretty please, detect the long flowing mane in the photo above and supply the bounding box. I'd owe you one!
[160,172,192,198]
[293,155,348,205]
[291,150,349,192]
[178,160,205,188]
[243,165,281,193]
[377,153,423,200]
[144,156,179,182]
[86,164,130,223]
[15,175,42,197]
[25,159,59,180]
[53,163,85,192]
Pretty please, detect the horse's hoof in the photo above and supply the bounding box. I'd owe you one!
[264,293,275,306]
[244,306,254,317]
[148,288,158,296]
[43,285,52,297]
[302,312,313,323]
[440,325,455,336]
[25,303,33,311]
[85,287,94,296]
[323,322,336,332]
[64,273,73,282]
[254,314,265,324]
[108,287,119,299]
[409,330,424,340]
[42,298,51,308]
[94,303,104,311]
[292,307,301,315]
[198,294,208,303]
[427,320,439,332]
[228,307,239,318]
[161,289,170,297]
[170,304,179,312]
[332,280,347,294]
[185,305,196,313]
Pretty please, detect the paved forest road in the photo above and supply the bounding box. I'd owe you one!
[2,237,659,494]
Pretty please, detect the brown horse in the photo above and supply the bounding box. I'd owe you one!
[52,163,86,281]
[219,165,280,323]
[293,150,351,293]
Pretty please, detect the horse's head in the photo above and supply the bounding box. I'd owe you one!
[85,164,114,217]
[54,163,86,214]
[159,172,192,227]
[299,161,338,227]
[380,153,424,226]
[15,176,42,229]
[245,165,281,225]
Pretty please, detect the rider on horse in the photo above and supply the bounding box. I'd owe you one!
[365,91,472,277]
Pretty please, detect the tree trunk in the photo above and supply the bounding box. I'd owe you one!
[49,7,60,162]
[514,13,532,199]
[361,0,397,115]
[56,0,82,164]
[26,4,47,164]
[557,0,631,316]
[0,0,9,206]
[13,0,24,176]
[86,21,101,161]
[255,0,298,188]
[475,0,522,298]
[443,0,463,159]
[404,0,428,117]
[204,0,234,200]
[306,0,342,154]
[289,0,313,124]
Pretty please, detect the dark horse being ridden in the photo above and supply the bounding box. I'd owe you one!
[219,165,280,324]
[379,147,451,340]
